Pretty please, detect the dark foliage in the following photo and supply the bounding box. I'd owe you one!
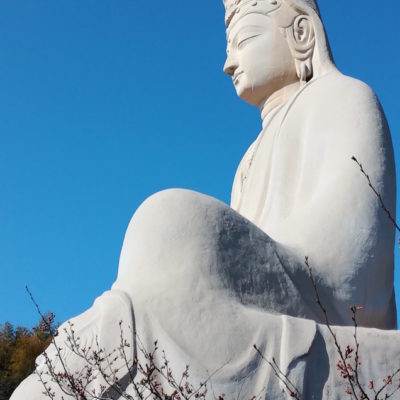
[0,313,56,400]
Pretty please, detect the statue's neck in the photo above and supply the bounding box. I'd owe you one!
[259,82,301,129]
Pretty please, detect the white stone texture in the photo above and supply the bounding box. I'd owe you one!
[11,0,399,398]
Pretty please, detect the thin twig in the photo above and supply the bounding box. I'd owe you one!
[350,306,369,399]
[374,369,400,399]
[26,286,84,399]
[351,156,400,234]
[305,257,360,399]
[253,344,301,399]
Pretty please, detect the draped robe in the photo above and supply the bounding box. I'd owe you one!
[10,70,399,400]
[231,69,397,329]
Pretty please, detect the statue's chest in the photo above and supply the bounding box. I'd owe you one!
[233,113,284,224]
[233,108,310,234]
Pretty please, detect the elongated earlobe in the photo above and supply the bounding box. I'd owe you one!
[286,15,315,82]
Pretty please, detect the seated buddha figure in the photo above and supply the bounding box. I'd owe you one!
[11,0,398,398]
[112,0,397,329]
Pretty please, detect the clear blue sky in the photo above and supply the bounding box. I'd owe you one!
[0,0,399,328]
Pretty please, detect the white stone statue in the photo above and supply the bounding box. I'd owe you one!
[11,0,399,399]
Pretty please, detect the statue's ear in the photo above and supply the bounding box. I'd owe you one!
[287,15,315,82]
[292,15,314,47]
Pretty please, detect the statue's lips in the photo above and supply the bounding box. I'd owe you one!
[233,71,244,84]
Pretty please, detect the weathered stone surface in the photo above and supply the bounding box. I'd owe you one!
[11,0,398,398]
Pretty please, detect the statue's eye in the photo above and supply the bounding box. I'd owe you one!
[237,33,261,49]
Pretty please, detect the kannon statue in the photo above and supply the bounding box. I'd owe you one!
[11,0,399,399]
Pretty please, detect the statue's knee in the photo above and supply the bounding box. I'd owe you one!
[118,189,222,264]
[131,189,221,235]
[114,189,225,295]
[136,189,199,223]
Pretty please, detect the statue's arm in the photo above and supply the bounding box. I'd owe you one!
[287,75,396,327]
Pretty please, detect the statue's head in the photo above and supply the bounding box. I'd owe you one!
[223,0,334,106]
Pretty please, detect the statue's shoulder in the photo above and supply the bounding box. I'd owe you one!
[300,70,389,142]
[283,69,394,179]
[308,70,383,117]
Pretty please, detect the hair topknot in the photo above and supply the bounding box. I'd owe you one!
[223,0,321,24]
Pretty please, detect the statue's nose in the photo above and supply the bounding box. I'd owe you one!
[223,53,238,76]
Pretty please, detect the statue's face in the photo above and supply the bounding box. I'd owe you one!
[224,13,298,106]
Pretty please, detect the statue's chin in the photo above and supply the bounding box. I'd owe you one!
[237,89,261,107]
[235,82,268,107]
[235,75,301,107]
